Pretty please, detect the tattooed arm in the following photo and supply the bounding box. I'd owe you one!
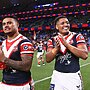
[3,54,33,72]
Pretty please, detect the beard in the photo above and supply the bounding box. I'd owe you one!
[4,31,15,36]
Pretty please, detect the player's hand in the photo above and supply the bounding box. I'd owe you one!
[58,34,68,47]
[0,49,6,62]
[54,36,61,51]
[0,48,7,70]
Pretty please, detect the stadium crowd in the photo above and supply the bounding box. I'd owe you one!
[0,0,89,90]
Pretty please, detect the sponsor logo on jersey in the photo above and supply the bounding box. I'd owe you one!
[23,45,28,50]
[13,46,18,52]
[57,52,72,65]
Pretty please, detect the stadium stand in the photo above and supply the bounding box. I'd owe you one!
[0,0,90,51]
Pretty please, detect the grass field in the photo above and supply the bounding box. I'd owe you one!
[0,51,90,90]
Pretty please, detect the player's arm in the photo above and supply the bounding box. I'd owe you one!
[0,41,34,72]
[46,38,60,63]
[65,43,88,60]
[3,54,33,72]
[46,47,59,63]
[59,34,88,60]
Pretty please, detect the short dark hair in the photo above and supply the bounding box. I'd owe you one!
[54,15,67,26]
[2,15,19,23]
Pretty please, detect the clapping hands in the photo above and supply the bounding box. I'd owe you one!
[0,46,5,62]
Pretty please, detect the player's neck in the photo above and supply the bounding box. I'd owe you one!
[59,32,69,36]
[7,32,19,40]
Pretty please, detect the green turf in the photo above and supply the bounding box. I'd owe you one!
[31,51,54,81]
[0,52,90,90]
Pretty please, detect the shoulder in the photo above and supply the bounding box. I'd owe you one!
[75,33,85,40]
[1,39,6,46]
[20,35,32,43]
[74,33,86,43]
[71,32,84,40]
[18,35,33,47]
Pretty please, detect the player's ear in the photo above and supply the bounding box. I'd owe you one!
[17,22,19,28]
[18,23,19,27]
[56,25,58,30]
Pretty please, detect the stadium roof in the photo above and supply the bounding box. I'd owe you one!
[0,0,89,9]
[0,0,59,9]
[0,0,89,15]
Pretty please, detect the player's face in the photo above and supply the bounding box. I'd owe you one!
[2,18,19,35]
[56,18,70,36]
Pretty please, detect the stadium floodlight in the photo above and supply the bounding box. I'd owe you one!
[34,2,59,9]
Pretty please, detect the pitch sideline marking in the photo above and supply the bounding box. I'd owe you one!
[34,76,51,84]
[80,62,90,67]
[34,62,90,84]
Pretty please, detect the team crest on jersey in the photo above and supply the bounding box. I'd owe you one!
[79,35,84,40]
[23,45,28,50]
[69,40,73,44]
[13,46,18,52]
